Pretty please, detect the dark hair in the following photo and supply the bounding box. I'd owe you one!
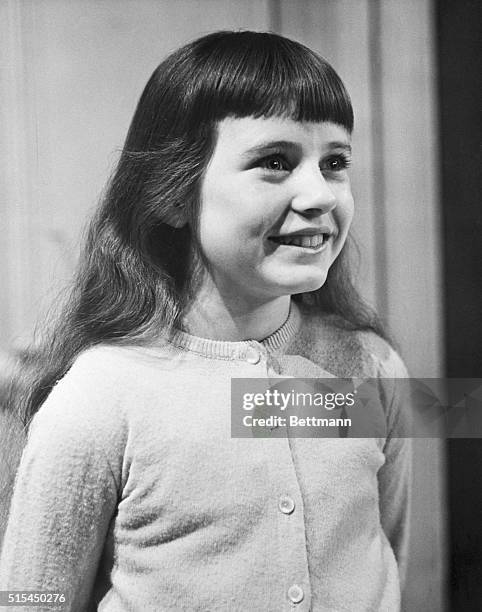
[1,30,386,533]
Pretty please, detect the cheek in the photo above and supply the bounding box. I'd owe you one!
[197,195,265,265]
[201,191,270,243]
[330,192,354,262]
[335,190,355,235]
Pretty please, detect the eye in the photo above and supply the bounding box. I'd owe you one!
[323,154,351,172]
[259,155,290,172]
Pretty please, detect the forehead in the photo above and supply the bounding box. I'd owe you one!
[213,116,351,154]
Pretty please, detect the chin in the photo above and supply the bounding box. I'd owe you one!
[276,272,329,297]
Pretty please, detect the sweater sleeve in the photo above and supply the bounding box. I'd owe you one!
[0,376,122,611]
[375,347,412,592]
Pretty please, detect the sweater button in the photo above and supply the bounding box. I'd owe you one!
[287,584,304,603]
[245,347,260,364]
[278,495,295,514]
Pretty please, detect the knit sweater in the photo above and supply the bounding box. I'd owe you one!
[0,302,411,612]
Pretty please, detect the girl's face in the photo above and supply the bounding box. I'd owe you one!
[197,116,354,305]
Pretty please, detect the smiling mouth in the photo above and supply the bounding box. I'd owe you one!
[268,233,330,250]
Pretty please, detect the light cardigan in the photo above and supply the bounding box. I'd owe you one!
[0,303,411,612]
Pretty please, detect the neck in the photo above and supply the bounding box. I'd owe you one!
[183,278,291,342]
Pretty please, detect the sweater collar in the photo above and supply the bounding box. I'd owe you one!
[169,301,301,360]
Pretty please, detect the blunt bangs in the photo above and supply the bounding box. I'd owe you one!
[184,31,354,132]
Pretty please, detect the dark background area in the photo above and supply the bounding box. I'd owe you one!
[437,0,482,609]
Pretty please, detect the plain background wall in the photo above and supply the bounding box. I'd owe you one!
[0,1,445,610]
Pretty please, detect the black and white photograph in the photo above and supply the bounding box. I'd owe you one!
[0,1,480,611]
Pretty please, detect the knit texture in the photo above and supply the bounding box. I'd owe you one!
[0,303,411,611]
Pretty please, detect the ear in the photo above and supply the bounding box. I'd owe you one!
[162,205,187,229]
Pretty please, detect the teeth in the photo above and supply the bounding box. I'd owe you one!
[275,234,326,248]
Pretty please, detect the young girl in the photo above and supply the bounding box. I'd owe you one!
[0,31,411,611]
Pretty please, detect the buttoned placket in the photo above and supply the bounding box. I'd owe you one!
[239,344,312,611]
[273,439,312,610]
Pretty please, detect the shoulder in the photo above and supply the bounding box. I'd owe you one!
[25,342,177,494]
[292,306,408,378]
[38,342,163,417]
[35,340,178,434]
[67,342,167,381]
[354,329,409,378]
[28,345,149,480]
[53,341,178,399]
[41,344,141,412]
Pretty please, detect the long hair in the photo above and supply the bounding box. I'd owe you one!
[1,30,387,534]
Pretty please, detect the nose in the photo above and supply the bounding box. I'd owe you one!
[290,166,337,216]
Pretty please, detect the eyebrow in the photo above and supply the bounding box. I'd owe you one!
[241,139,352,159]
[327,141,352,153]
[241,140,299,159]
